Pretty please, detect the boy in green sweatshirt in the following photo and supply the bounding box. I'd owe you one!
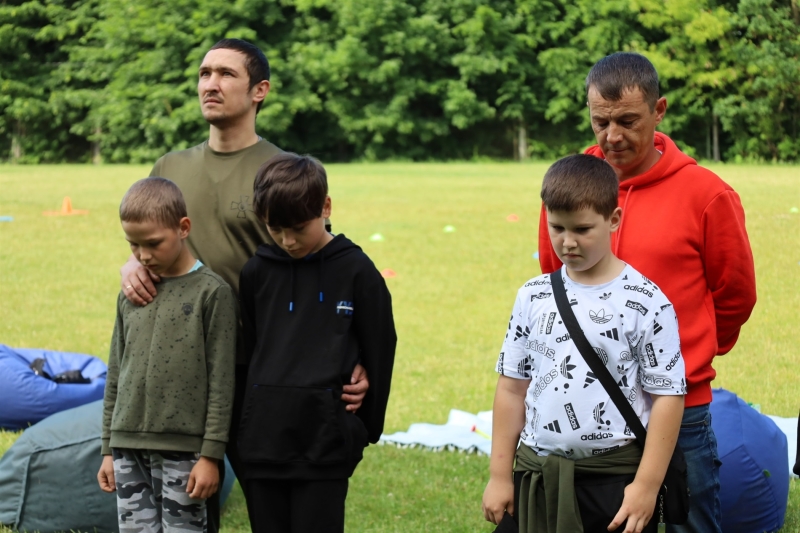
[97,177,237,532]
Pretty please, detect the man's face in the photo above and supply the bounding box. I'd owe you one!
[587,86,666,180]
[198,48,261,127]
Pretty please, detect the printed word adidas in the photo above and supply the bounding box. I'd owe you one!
[531,369,559,400]
[564,403,580,430]
[625,300,649,316]
[524,278,550,287]
[525,339,556,359]
[624,284,654,297]
[642,374,673,388]
[555,333,571,343]
[592,446,620,455]
[531,292,552,301]
[581,432,614,441]
[645,343,658,367]
[665,351,682,371]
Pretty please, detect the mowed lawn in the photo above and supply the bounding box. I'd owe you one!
[0,163,798,532]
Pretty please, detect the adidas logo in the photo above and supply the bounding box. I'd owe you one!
[660,303,672,311]
[583,371,597,388]
[569,298,578,306]
[624,284,654,297]
[545,312,556,334]
[625,300,649,316]
[496,353,504,375]
[622,275,628,280]
[531,292,552,301]
[594,347,609,365]
[600,328,619,341]
[560,356,576,379]
[617,375,629,388]
[645,343,658,367]
[593,402,608,425]
[514,325,531,341]
[653,322,663,335]
[616,364,627,374]
[599,292,611,300]
[544,420,561,433]
[589,309,613,324]
[564,403,580,430]
[516,356,532,376]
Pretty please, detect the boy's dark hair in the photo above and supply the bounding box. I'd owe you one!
[209,38,270,113]
[585,52,660,111]
[252,152,328,228]
[541,154,619,219]
[120,177,187,228]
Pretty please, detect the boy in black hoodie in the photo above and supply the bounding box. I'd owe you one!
[238,152,397,532]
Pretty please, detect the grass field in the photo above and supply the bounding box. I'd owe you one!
[1,162,798,532]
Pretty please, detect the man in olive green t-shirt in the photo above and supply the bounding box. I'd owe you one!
[117,39,369,529]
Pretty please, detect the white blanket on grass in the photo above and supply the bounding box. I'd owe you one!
[380,410,798,477]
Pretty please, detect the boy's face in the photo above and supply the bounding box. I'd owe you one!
[546,207,621,278]
[122,218,192,277]
[266,197,333,259]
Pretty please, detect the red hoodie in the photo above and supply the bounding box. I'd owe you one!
[537,132,756,407]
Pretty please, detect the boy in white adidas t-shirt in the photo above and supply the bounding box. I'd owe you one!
[482,154,685,533]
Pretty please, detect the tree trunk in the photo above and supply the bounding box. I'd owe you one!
[11,121,23,163]
[792,0,799,25]
[92,125,102,165]
[517,122,529,161]
[706,118,712,160]
[712,113,720,162]
[512,127,519,161]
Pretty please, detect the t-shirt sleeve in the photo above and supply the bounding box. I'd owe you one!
[635,303,685,396]
[496,290,534,379]
[149,156,165,177]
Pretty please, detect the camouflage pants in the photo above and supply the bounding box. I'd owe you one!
[112,448,207,533]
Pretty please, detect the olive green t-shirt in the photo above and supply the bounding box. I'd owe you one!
[150,140,282,293]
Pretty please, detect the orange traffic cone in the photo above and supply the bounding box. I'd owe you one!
[380,268,397,278]
[43,196,89,216]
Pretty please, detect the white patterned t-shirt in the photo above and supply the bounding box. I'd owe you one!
[496,264,685,459]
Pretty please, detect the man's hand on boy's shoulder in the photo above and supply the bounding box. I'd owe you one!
[97,455,116,493]
[121,254,159,306]
[342,364,368,412]
[187,456,219,500]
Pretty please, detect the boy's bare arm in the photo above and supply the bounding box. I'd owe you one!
[482,375,529,525]
[609,393,684,532]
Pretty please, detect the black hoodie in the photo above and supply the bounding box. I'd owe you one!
[237,234,396,480]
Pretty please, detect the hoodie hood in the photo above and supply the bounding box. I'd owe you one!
[584,132,697,191]
[254,234,362,312]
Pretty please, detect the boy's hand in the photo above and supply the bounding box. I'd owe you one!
[121,254,159,306]
[187,456,219,500]
[608,479,658,532]
[97,455,116,493]
[482,476,514,525]
[342,364,368,412]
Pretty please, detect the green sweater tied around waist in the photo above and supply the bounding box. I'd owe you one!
[513,443,643,533]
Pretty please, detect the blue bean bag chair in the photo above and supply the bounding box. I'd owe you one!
[710,388,789,533]
[0,344,107,430]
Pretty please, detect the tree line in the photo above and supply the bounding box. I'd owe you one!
[1,0,798,164]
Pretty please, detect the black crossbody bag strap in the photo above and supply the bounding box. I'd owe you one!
[549,271,648,447]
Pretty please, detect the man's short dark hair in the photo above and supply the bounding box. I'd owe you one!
[585,52,660,111]
[252,153,328,228]
[210,38,270,113]
[541,154,619,219]
[120,177,188,228]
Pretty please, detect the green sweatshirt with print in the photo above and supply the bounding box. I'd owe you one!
[101,266,237,460]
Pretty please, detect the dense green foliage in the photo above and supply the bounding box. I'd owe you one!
[1,0,798,163]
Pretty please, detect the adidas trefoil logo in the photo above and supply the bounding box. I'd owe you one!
[599,292,611,300]
[560,356,576,379]
[583,371,597,388]
[589,309,613,324]
[514,325,531,341]
[593,402,609,425]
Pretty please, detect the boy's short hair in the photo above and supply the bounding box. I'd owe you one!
[252,152,328,228]
[585,52,660,111]
[119,177,187,228]
[540,154,619,219]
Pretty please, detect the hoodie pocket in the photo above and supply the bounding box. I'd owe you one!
[238,385,348,464]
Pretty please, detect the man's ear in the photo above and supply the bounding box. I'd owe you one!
[252,80,270,105]
[609,207,623,232]
[654,96,667,126]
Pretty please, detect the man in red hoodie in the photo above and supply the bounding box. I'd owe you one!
[537,52,757,532]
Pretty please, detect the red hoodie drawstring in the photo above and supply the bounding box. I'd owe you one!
[615,186,633,255]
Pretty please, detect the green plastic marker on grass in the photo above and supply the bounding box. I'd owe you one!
[443,225,456,233]
[369,233,385,242]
